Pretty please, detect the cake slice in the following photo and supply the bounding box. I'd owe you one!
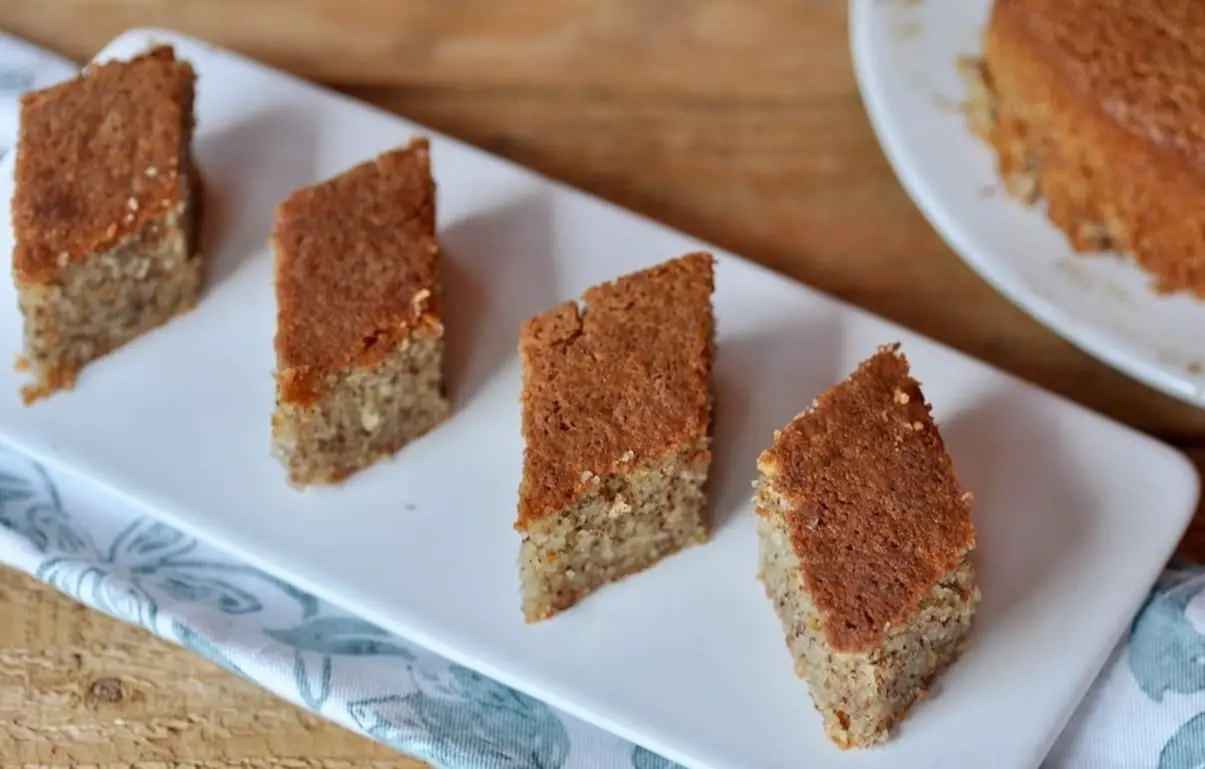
[11,45,202,403]
[271,138,450,487]
[962,0,1205,296]
[516,252,715,622]
[755,343,979,749]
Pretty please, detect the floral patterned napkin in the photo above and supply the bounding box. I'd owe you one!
[2,30,1205,769]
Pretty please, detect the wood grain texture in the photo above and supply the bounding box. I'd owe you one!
[0,567,428,769]
[1,0,1204,766]
[6,0,1205,436]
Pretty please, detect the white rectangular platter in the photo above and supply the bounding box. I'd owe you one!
[0,28,1198,769]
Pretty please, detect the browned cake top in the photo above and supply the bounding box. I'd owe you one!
[516,252,715,529]
[12,45,195,285]
[273,139,441,405]
[758,344,975,653]
[993,0,1205,167]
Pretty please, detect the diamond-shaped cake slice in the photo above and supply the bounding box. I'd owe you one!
[271,138,450,487]
[755,343,980,748]
[516,252,716,622]
[12,45,202,403]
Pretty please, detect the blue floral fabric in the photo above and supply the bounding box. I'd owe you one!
[4,435,1205,769]
[0,448,586,769]
[4,32,1205,769]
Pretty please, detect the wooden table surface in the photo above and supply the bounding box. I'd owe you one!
[2,1,1204,767]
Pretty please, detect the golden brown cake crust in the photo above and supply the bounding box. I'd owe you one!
[273,138,441,405]
[757,344,975,653]
[516,252,715,530]
[991,0,1205,165]
[975,0,1205,295]
[12,45,196,285]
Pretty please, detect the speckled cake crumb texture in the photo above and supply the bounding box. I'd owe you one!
[11,44,202,403]
[966,0,1205,297]
[270,138,450,487]
[756,343,980,748]
[516,252,715,622]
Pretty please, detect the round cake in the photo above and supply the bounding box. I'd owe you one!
[966,0,1205,296]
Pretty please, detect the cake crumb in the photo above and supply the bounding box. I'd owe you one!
[360,407,382,432]
[608,496,632,517]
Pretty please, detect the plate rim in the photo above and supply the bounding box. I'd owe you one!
[848,0,1205,410]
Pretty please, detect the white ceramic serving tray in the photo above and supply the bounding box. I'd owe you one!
[850,0,1205,409]
[0,28,1197,769]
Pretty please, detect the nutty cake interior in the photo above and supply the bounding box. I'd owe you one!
[755,343,979,748]
[961,0,1205,296]
[271,138,450,487]
[11,45,202,403]
[516,252,716,622]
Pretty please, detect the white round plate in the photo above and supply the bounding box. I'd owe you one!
[850,0,1205,408]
